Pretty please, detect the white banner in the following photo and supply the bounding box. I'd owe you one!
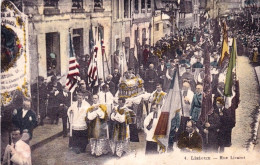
[1,1,29,105]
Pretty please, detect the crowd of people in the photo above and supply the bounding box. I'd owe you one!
[4,10,260,164]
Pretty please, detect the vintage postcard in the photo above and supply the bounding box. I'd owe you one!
[1,0,260,164]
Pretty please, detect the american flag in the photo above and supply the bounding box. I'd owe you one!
[88,47,98,87]
[66,32,80,91]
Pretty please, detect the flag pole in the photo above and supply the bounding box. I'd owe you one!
[104,51,111,75]
[176,63,184,116]
[102,48,105,80]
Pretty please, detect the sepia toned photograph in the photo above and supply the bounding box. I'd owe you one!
[1,0,260,164]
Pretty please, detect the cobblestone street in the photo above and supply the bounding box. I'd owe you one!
[32,130,146,165]
[230,56,260,150]
[31,56,260,164]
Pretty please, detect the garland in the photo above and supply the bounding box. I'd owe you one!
[1,1,29,107]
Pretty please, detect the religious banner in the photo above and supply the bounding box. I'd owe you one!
[1,0,30,106]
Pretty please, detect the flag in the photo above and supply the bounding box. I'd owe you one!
[153,69,182,152]
[89,24,94,54]
[98,25,104,46]
[66,32,80,91]
[224,38,237,97]
[200,45,213,124]
[218,21,229,67]
[88,47,98,87]
[98,25,105,55]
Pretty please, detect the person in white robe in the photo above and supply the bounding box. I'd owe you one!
[144,104,161,154]
[86,95,109,156]
[182,81,194,117]
[3,127,31,165]
[110,98,135,157]
[67,92,90,154]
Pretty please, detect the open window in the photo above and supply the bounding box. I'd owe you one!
[44,0,60,15]
[147,0,151,12]
[94,0,104,12]
[73,28,84,59]
[141,0,145,13]
[46,32,60,77]
[134,0,139,13]
[72,0,84,13]
[124,0,129,18]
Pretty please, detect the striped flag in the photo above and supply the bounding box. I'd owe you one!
[224,38,237,97]
[88,47,98,87]
[66,32,80,91]
[218,21,229,67]
[153,68,182,152]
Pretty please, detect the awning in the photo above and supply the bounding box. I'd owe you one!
[155,0,164,10]
[163,21,172,29]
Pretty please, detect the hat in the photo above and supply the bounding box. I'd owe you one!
[38,76,44,82]
[49,53,56,59]
[51,75,57,82]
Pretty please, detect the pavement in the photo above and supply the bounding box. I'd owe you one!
[253,66,260,152]
[32,130,147,165]
[30,117,63,151]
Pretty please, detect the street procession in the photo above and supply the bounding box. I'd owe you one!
[1,0,260,164]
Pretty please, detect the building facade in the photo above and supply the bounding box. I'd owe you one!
[23,0,112,84]
[11,0,179,85]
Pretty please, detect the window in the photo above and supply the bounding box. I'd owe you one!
[46,32,60,77]
[125,37,130,49]
[116,38,120,51]
[135,0,139,12]
[147,0,151,9]
[142,28,146,45]
[141,0,145,9]
[124,0,129,18]
[117,0,120,19]
[155,24,159,31]
[44,0,59,8]
[72,0,83,9]
[73,29,83,59]
[44,0,60,15]
[135,29,139,43]
[94,0,103,8]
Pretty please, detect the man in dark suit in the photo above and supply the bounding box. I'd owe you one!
[111,68,121,92]
[73,80,93,104]
[137,64,146,81]
[57,86,71,137]
[177,120,202,152]
[156,59,167,89]
[12,97,37,141]
[47,76,62,124]
[31,76,48,126]
[145,64,158,93]
[105,75,116,96]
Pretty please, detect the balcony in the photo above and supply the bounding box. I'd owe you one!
[44,8,60,15]
[94,7,105,12]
